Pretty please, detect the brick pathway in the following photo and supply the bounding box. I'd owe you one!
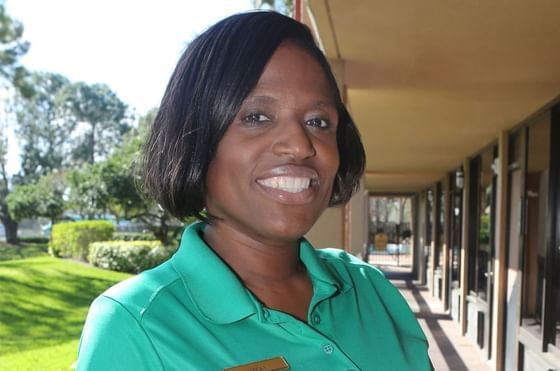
[375,264,491,371]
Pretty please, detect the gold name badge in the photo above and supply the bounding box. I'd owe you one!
[224,356,290,371]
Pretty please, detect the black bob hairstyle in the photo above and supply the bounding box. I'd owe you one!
[141,11,365,220]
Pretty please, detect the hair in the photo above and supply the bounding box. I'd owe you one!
[141,11,365,220]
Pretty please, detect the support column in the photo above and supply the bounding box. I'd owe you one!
[347,179,368,256]
[442,176,451,311]
[491,131,509,371]
[412,195,419,279]
[460,158,471,335]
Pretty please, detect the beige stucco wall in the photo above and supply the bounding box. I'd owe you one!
[348,180,368,257]
[305,179,368,256]
[305,207,343,248]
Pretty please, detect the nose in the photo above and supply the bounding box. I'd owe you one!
[271,118,316,160]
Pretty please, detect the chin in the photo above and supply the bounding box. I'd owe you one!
[260,215,318,242]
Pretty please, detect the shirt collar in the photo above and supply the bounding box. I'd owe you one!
[171,222,347,324]
[172,222,256,324]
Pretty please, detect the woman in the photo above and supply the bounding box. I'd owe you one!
[77,11,431,370]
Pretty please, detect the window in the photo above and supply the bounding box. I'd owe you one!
[468,147,495,301]
[522,112,550,336]
[435,183,445,269]
[450,170,463,288]
[426,189,433,247]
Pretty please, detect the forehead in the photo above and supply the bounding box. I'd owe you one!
[250,41,336,101]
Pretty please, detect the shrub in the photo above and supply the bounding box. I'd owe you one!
[113,232,157,241]
[19,236,50,244]
[88,240,175,273]
[49,221,115,260]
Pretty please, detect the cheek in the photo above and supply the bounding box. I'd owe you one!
[321,138,340,178]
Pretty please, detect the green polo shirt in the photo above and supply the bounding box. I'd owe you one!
[77,222,431,370]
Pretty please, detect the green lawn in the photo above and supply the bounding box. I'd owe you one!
[0,244,130,370]
[0,241,50,261]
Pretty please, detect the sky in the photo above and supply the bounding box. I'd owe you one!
[4,0,255,175]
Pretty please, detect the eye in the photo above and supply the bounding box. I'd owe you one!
[305,117,330,129]
[242,112,271,125]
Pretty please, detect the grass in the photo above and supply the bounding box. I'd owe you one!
[0,244,130,370]
[0,241,50,261]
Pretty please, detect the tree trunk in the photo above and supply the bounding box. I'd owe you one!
[1,204,19,244]
[90,125,95,164]
[4,218,18,244]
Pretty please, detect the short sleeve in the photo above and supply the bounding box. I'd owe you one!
[76,295,164,371]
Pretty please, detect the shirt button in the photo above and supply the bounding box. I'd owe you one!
[312,314,321,325]
[322,344,334,355]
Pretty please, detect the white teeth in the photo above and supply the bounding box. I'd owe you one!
[258,176,312,193]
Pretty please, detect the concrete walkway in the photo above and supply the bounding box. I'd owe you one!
[376,264,491,371]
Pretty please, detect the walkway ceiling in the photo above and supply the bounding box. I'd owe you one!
[305,0,560,193]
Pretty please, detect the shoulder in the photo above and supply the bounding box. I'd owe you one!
[316,248,427,342]
[77,261,180,370]
[315,247,386,282]
[315,247,404,302]
[97,259,182,322]
[315,247,405,302]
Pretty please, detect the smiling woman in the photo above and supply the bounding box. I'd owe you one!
[76,11,432,371]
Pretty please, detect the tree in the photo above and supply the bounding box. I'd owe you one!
[0,118,18,243]
[6,171,65,224]
[0,3,32,97]
[65,163,108,220]
[100,108,186,245]
[67,82,130,164]
[0,5,31,243]
[13,72,75,184]
[252,0,293,16]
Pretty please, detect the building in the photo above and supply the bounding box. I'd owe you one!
[298,1,560,369]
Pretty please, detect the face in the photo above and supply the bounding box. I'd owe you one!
[205,41,340,244]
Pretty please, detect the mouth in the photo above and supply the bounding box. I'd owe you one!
[256,176,317,193]
[255,165,321,204]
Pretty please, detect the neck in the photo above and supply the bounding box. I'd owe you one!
[203,221,304,285]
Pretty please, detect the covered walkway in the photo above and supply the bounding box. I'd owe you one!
[379,265,491,371]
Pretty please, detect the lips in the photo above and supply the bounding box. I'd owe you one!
[255,165,320,204]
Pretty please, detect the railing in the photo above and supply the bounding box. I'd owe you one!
[367,243,412,267]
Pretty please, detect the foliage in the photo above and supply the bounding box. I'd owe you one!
[92,108,187,245]
[89,240,174,273]
[114,231,157,241]
[0,4,32,97]
[67,82,130,164]
[0,4,42,244]
[98,134,145,219]
[48,220,115,260]
[17,236,49,244]
[479,214,490,244]
[252,0,293,15]
[0,256,129,369]
[6,171,66,222]
[0,97,18,244]
[12,72,75,184]
[65,163,108,219]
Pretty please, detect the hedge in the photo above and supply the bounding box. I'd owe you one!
[49,220,115,260]
[113,232,157,241]
[88,240,174,273]
[19,236,50,244]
